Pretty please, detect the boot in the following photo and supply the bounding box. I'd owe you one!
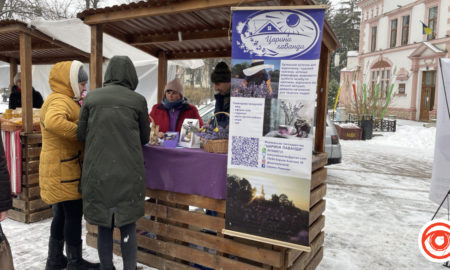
[45,237,68,270]
[100,267,115,270]
[66,243,100,270]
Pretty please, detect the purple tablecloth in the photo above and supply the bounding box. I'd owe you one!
[143,145,227,199]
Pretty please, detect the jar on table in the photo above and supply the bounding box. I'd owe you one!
[3,109,12,119]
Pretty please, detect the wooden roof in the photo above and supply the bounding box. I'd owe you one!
[0,20,90,64]
[78,0,339,60]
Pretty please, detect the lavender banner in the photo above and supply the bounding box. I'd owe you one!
[223,7,325,250]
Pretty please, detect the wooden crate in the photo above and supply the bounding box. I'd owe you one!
[86,153,328,270]
[7,132,52,223]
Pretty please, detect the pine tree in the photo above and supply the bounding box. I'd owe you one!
[313,0,333,22]
[328,0,361,108]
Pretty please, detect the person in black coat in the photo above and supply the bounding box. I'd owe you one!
[211,62,231,127]
[0,134,11,222]
[0,132,14,270]
[9,72,44,110]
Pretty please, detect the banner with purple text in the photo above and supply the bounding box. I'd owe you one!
[223,6,325,251]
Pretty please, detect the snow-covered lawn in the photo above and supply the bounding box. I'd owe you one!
[318,120,443,270]
[1,119,446,269]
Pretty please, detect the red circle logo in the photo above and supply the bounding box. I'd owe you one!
[418,219,450,262]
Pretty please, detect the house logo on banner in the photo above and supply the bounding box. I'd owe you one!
[224,7,325,252]
[235,10,321,58]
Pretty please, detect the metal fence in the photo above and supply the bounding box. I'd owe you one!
[330,113,396,133]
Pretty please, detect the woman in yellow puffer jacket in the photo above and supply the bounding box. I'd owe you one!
[39,60,100,270]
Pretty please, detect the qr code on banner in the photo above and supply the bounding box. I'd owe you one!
[231,136,259,167]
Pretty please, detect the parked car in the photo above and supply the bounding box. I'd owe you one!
[198,101,216,124]
[323,114,342,164]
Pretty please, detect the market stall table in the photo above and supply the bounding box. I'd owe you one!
[143,146,227,199]
[80,0,337,268]
[86,145,328,270]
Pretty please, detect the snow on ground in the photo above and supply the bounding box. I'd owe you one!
[318,120,444,270]
[1,119,446,269]
[2,217,156,270]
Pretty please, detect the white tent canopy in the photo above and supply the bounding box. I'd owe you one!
[0,18,204,111]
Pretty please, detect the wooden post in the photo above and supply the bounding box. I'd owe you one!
[158,51,168,103]
[20,33,33,133]
[314,44,330,153]
[90,24,103,91]
[9,58,17,91]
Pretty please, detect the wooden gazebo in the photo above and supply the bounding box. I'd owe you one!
[0,20,90,132]
[0,20,90,223]
[78,0,339,269]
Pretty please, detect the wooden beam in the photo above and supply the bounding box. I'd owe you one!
[158,51,168,103]
[90,24,103,90]
[0,24,24,34]
[322,24,339,51]
[0,23,89,60]
[31,56,89,65]
[9,58,17,90]
[82,0,266,25]
[130,29,229,46]
[0,55,11,63]
[169,49,231,60]
[20,33,33,133]
[314,44,330,153]
[0,42,60,53]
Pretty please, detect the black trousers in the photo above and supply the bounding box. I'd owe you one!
[50,199,83,246]
[97,221,137,270]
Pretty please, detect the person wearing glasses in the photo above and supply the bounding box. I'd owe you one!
[149,78,203,138]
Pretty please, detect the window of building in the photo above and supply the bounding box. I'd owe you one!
[390,19,397,48]
[371,26,377,52]
[370,60,391,99]
[427,6,438,40]
[398,84,406,94]
[401,15,409,45]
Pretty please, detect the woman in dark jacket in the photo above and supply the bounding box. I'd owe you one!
[77,56,150,270]
[0,134,14,270]
[149,78,203,138]
[9,72,44,109]
[0,136,11,221]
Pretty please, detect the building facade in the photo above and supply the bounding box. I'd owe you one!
[340,0,449,121]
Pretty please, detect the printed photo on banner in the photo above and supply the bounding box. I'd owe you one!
[263,99,314,139]
[231,59,279,98]
[226,168,311,246]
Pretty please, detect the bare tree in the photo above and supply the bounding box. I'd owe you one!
[0,0,73,20]
[85,0,101,9]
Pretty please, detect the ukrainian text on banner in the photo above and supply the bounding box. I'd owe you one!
[430,58,450,208]
[223,6,325,251]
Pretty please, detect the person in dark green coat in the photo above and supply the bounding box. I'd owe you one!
[77,56,150,270]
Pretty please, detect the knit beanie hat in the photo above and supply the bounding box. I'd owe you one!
[164,78,184,97]
[78,67,88,83]
[211,61,231,83]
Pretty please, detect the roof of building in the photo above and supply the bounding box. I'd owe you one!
[0,19,90,64]
[77,0,340,59]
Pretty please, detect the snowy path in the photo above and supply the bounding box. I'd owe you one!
[318,129,443,270]
[2,217,156,270]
